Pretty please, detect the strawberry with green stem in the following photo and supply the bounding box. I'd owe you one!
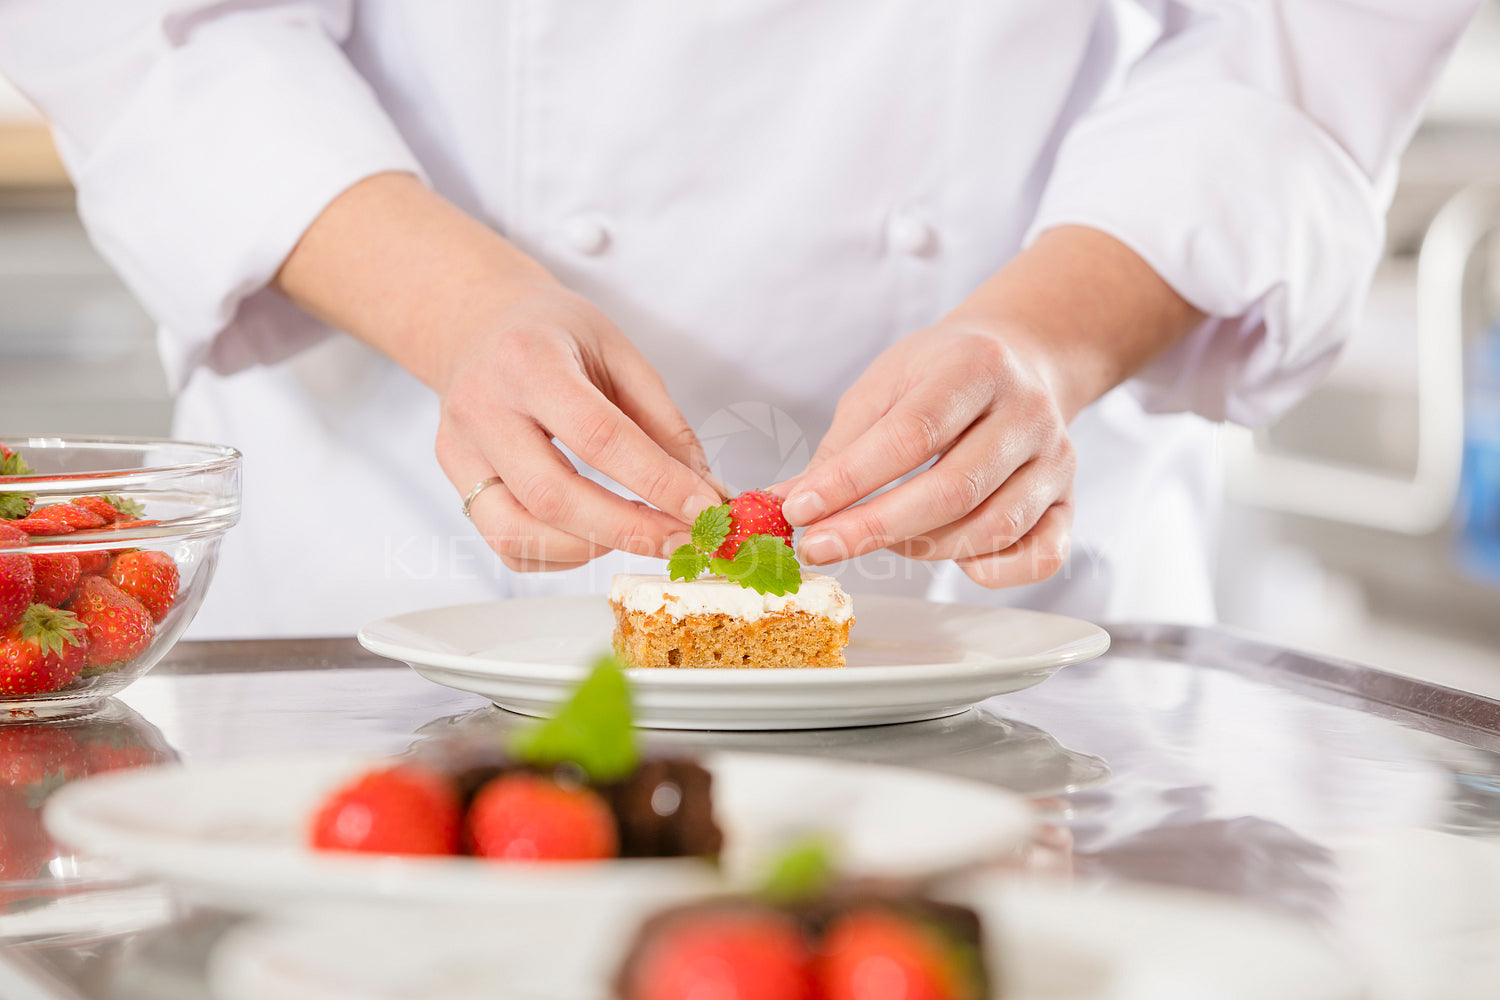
[72,496,143,526]
[468,653,635,860]
[715,489,793,559]
[668,492,801,596]
[0,604,88,697]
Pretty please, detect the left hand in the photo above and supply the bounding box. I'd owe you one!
[778,322,1076,589]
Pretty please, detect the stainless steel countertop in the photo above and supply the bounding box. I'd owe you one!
[3,626,1500,998]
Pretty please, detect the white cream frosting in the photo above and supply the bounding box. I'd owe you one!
[609,572,854,623]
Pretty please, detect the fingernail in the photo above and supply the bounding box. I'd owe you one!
[682,493,720,521]
[799,531,841,564]
[662,531,691,556]
[782,491,825,524]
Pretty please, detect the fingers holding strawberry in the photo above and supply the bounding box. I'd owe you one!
[434,286,721,572]
[780,323,1076,590]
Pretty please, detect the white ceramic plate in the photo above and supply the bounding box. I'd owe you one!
[358,595,1109,730]
[205,875,1363,1000]
[44,751,1034,916]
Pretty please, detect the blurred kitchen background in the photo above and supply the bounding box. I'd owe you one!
[3,8,1500,693]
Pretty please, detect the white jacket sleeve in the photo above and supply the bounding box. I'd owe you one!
[1026,0,1477,427]
[0,1,424,389]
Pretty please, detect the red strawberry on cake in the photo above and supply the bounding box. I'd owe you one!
[714,489,793,559]
[612,490,852,669]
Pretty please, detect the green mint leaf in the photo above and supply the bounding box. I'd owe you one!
[668,543,711,582]
[510,653,639,782]
[761,835,838,904]
[711,534,801,596]
[690,504,731,553]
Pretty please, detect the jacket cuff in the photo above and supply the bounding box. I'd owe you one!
[1025,82,1383,427]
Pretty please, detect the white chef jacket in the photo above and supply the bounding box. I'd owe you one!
[0,1,1476,638]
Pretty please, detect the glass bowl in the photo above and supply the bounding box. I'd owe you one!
[0,436,240,721]
[0,698,178,944]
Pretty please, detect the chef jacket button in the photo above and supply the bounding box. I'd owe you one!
[887,212,936,257]
[561,215,610,255]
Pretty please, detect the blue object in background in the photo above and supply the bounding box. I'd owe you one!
[1458,324,1500,585]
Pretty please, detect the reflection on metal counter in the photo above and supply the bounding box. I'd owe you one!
[0,629,1495,998]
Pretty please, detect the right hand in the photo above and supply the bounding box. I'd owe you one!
[434,281,722,572]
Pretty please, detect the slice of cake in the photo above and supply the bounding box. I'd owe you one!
[609,572,853,669]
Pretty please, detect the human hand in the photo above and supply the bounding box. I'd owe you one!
[434,282,723,572]
[778,323,1076,588]
[273,174,720,573]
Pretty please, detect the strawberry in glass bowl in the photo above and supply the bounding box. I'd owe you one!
[0,436,240,721]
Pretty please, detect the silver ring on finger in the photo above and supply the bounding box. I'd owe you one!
[461,476,505,519]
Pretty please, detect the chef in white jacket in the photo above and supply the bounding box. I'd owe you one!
[0,1,1476,638]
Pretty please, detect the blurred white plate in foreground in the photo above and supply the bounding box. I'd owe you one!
[45,751,1033,915]
[206,874,1362,1000]
[359,595,1109,730]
